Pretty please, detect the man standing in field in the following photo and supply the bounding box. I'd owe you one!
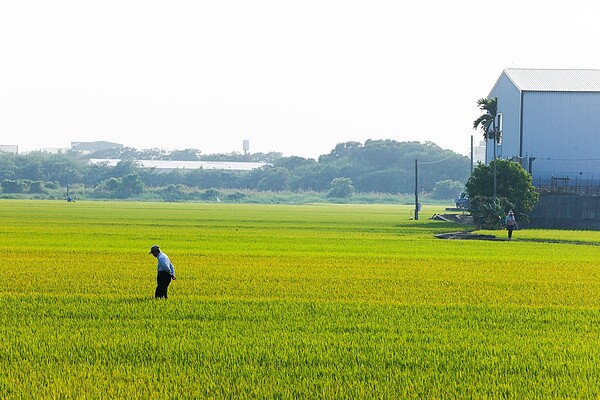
[149,245,176,299]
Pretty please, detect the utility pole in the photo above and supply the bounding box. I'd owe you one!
[492,113,502,200]
[528,155,536,174]
[414,159,419,220]
[470,135,474,175]
[66,168,73,202]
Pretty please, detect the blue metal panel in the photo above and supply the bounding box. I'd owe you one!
[488,72,522,163]
[522,91,600,185]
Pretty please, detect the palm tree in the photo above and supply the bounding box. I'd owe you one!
[473,96,499,198]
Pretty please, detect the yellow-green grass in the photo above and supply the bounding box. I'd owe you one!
[1,200,600,398]
[479,226,600,244]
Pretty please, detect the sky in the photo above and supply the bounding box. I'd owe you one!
[2,1,600,159]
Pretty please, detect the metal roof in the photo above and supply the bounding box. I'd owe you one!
[504,68,600,92]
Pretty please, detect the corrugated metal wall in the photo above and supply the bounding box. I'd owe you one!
[488,73,523,163]
[530,194,600,230]
[522,91,600,185]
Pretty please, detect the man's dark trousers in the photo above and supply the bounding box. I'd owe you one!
[507,226,514,239]
[155,271,172,299]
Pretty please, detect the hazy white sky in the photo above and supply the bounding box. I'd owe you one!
[2,1,599,159]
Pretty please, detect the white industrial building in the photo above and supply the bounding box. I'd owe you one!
[71,141,123,154]
[487,68,600,188]
[88,159,266,171]
[0,145,18,154]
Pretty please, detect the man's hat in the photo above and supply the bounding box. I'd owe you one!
[149,245,160,254]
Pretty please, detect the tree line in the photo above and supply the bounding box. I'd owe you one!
[0,139,470,200]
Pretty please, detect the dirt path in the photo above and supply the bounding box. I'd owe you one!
[435,231,600,246]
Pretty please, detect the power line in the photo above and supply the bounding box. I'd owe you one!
[541,157,600,161]
[417,155,455,165]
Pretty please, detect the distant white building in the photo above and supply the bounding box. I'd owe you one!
[470,140,485,166]
[0,145,18,154]
[486,68,600,186]
[72,141,123,154]
[40,147,69,154]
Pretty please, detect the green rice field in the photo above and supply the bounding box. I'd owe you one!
[1,200,600,398]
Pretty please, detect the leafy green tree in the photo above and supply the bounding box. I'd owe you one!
[272,156,315,171]
[45,181,60,190]
[120,174,144,197]
[136,148,167,160]
[243,151,282,163]
[353,170,405,193]
[83,162,113,186]
[158,169,185,187]
[182,169,244,189]
[18,152,44,180]
[234,152,263,163]
[431,180,464,200]
[29,181,46,194]
[0,140,471,198]
[319,141,363,163]
[40,155,80,184]
[201,188,222,201]
[162,184,187,202]
[88,146,139,159]
[327,177,355,198]
[473,97,499,143]
[257,167,291,192]
[0,154,17,181]
[168,149,202,161]
[362,140,403,169]
[1,179,25,193]
[104,177,121,192]
[468,196,507,229]
[465,159,539,228]
[112,159,139,178]
[287,163,327,191]
[226,191,247,201]
[316,140,469,194]
[473,96,499,197]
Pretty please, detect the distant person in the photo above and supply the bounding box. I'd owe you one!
[149,245,176,299]
[505,210,517,240]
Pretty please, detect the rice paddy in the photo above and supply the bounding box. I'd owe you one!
[1,200,600,398]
